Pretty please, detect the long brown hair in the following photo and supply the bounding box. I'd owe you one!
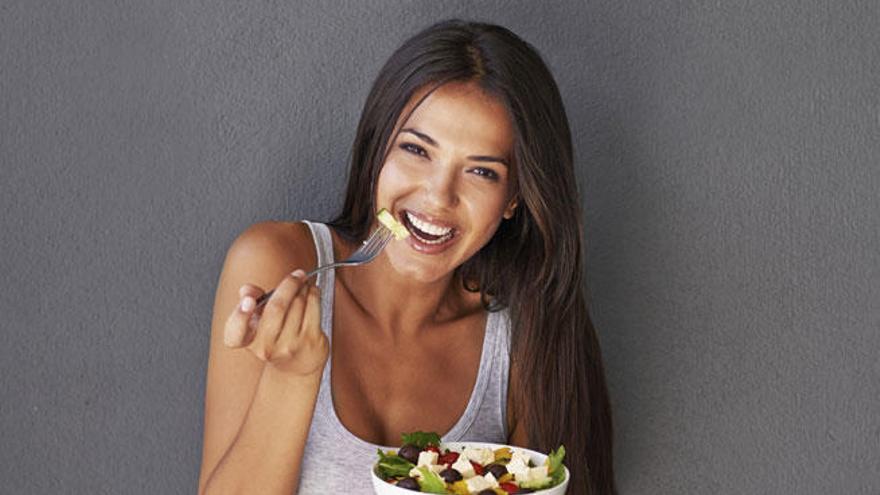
[329,19,617,494]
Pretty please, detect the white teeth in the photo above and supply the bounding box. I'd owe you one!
[405,211,453,237]
[418,233,453,245]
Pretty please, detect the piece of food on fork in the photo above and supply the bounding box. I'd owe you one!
[377,208,410,240]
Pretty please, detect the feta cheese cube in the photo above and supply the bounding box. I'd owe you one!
[451,454,476,478]
[465,474,495,492]
[417,450,439,467]
[462,446,495,466]
[506,457,530,479]
[484,472,499,487]
[509,449,531,467]
[517,465,550,483]
[529,465,549,480]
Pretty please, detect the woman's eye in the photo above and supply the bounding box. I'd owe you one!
[471,167,499,181]
[400,143,428,158]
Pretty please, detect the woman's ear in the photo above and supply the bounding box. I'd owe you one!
[503,198,518,219]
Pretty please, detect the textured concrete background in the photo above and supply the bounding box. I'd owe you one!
[1,1,878,493]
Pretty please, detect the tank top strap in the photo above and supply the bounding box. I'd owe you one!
[300,220,335,339]
[440,308,510,443]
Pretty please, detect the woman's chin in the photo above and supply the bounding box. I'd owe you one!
[384,249,453,284]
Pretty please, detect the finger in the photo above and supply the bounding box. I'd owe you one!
[275,281,310,351]
[224,283,266,348]
[298,284,322,339]
[238,283,265,300]
[243,312,260,346]
[223,294,258,348]
[251,270,308,359]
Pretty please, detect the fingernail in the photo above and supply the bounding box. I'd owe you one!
[240,296,255,312]
[291,269,306,279]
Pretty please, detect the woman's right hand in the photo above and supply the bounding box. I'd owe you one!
[222,269,329,378]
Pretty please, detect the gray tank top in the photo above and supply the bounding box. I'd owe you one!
[295,221,512,494]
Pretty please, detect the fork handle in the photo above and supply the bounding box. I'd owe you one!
[253,263,342,308]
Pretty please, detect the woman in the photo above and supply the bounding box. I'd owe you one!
[199,19,616,495]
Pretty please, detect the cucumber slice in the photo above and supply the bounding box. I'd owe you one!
[377,208,410,240]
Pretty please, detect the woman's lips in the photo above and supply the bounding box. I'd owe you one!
[400,210,459,254]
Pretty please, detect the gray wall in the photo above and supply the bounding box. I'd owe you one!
[1,1,877,493]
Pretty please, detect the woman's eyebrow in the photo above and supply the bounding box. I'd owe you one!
[401,128,437,146]
[400,127,509,167]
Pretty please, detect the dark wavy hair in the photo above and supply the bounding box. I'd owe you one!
[328,19,616,495]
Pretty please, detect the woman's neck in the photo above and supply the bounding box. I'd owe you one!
[338,253,467,339]
[332,228,478,336]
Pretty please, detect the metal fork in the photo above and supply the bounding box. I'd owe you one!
[254,224,395,308]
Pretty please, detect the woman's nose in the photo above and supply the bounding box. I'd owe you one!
[422,166,459,209]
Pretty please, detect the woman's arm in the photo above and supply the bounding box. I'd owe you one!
[203,365,322,494]
[198,222,323,495]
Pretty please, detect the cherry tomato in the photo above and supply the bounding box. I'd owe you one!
[499,481,519,493]
[438,452,460,465]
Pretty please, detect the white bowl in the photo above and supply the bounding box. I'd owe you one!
[371,441,570,494]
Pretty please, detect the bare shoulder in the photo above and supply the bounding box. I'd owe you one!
[224,221,318,283]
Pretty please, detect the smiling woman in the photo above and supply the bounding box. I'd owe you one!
[375,81,517,281]
[199,19,616,495]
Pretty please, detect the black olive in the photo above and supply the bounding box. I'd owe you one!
[486,463,508,479]
[517,489,535,494]
[477,491,496,495]
[395,477,420,491]
[439,467,463,483]
[397,444,422,464]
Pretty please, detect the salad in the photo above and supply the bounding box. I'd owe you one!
[374,432,566,494]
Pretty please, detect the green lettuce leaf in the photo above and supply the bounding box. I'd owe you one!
[520,476,554,490]
[375,449,414,480]
[521,445,566,489]
[401,431,442,449]
[416,466,447,494]
[547,445,566,484]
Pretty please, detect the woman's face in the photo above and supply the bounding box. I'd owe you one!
[375,81,517,284]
